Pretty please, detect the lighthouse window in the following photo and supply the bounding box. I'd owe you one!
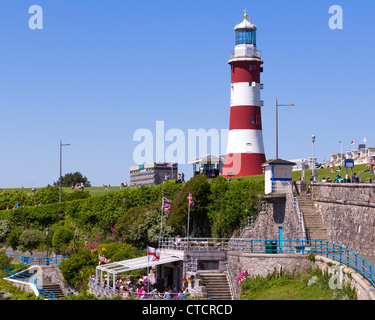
[251,115,256,124]
[235,30,254,45]
[249,65,253,71]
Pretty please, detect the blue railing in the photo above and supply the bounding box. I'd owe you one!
[6,254,67,266]
[4,263,56,300]
[159,237,375,289]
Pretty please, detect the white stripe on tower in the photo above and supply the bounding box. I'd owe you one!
[223,12,266,177]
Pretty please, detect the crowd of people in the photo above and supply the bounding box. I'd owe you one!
[90,274,191,300]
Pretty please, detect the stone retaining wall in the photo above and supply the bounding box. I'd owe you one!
[311,183,375,255]
[227,252,375,300]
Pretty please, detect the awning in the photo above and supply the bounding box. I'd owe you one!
[96,251,184,275]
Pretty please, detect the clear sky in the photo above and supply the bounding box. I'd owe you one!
[0,0,374,188]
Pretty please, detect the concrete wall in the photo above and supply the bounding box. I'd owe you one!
[311,183,375,256]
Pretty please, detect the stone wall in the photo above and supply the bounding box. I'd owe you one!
[311,183,375,255]
[243,193,304,240]
[227,252,375,300]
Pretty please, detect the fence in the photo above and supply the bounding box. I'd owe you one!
[4,263,56,300]
[6,254,67,266]
[159,237,375,289]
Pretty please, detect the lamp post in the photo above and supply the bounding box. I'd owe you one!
[59,140,71,202]
[46,228,49,266]
[276,98,294,159]
[312,134,316,182]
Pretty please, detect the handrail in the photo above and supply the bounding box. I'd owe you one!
[159,238,375,289]
[234,201,268,238]
[6,254,67,265]
[4,263,56,300]
[288,183,307,240]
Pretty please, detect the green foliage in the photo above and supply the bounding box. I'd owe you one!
[114,203,175,248]
[0,250,12,271]
[0,220,11,241]
[52,226,74,249]
[168,175,211,237]
[240,266,357,300]
[207,178,264,237]
[6,228,22,248]
[59,249,97,290]
[55,171,92,188]
[0,186,91,211]
[19,230,45,250]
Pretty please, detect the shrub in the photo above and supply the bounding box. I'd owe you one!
[7,228,22,248]
[52,226,74,249]
[0,220,11,241]
[19,230,45,250]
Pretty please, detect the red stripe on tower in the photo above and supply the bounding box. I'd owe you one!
[223,11,266,178]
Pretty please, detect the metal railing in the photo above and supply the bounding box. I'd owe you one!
[158,238,375,288]
[89,282,209,300]
[6,254,67,265]
[288,183,307,240]
[4,263,56,300]
[230,49,262,59]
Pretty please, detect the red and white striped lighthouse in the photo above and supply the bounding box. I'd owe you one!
[223,12,266,178]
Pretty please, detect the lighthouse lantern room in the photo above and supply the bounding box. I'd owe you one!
[223,11,266,178]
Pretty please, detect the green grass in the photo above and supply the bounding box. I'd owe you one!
[0,186,125,197]
[231,163,373,184]
[240,266,357,300]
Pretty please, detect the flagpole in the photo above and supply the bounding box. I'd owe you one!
[187,197,190,247]
[160,199,163,244]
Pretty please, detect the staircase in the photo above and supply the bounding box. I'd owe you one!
[297,195,328,241]
[42,283,64,300]
[199,273,232,300]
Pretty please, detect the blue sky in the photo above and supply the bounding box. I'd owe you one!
[0,0,374,188]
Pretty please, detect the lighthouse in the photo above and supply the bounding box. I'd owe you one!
[222,11,266,178]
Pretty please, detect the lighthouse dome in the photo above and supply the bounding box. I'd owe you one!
[234,11,257,46]
[234,11,257,31]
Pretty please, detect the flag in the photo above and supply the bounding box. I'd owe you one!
[167,163,173,167]
[147,246,160,262]
[99,255,110,263]
[163,197,171,211]
[350,140,355,145]
[364,137,367,143]
[187,193,194,207]
[339,141,342,144]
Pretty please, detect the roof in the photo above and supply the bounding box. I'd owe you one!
[96,251,184,275]
[262,159,297,167]
[188,154,226,165]
[234,17,257,31]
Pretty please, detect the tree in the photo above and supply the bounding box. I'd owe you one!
[55,172,91,188]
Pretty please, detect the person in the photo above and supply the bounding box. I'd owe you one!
[81,182,84,191]
[353,173,359,183]
[14,202,20,209]
[176,291,186,299]
[181,173,185,182]
[174,235,181,246]
[326,177,332,183]
[321,177,327,183]
[67,289,73,296]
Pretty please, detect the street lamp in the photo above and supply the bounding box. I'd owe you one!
[59,140,71,202]
[312,134,316,182]
[276,98,294,159]
[46,228,49,266]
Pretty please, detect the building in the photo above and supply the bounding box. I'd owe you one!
[222,11,266,178]
[129,163,178,186]
[188,154,225,178]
